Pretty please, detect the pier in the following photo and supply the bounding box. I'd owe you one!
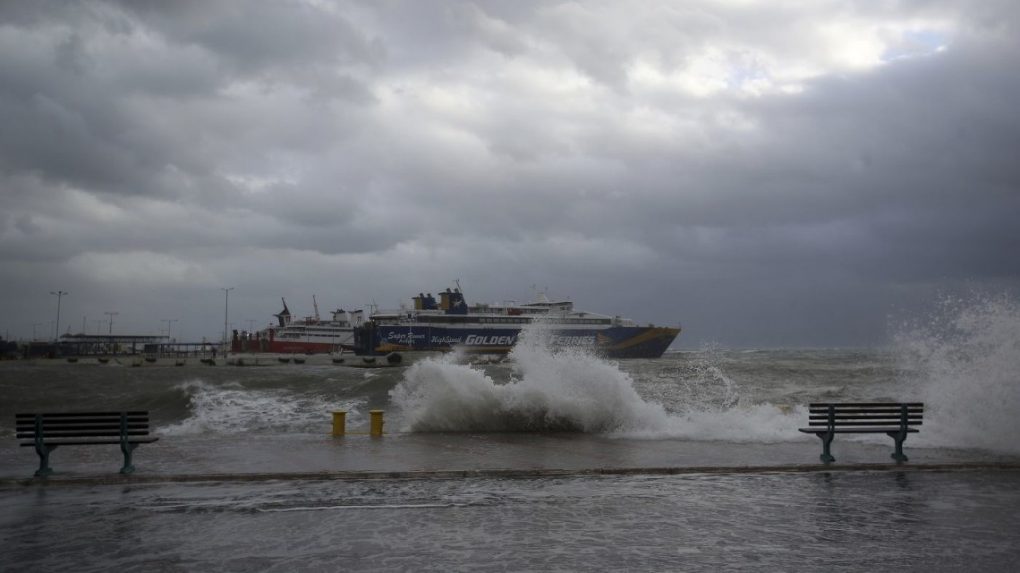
[17,334,223,359]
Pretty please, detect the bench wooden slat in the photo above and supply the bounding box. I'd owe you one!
[16,416,148,424]
[808,409,922,416]
[20,438,159,446]
[18,425,150,434]
[16,428,150,436]
[803,418,926,422]
[17,414,151,425]
[16,411,148,417]
[17,423,149,431]
[804,421,922,428]
[17,432,151,438]
[17,418,150,426]
[807,402,923,408]
[807,409,922,413]
[808,406,922,413]
[807,420,923,425]
[813,421,922,425]
[808,412,922,417]
[799,428,920,434]
[18,419,149,425]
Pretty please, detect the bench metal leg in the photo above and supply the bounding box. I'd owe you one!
[817,431,835,463]
[34,444,57,477]
[887,431,908,463]
[120,442,137,475]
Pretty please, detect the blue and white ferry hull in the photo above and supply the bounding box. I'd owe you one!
[366,324,679,359]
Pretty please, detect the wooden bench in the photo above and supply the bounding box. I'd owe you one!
[798,402,923,463]
[16,411,159,476]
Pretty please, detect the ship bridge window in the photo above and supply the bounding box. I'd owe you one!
[558,318,607,325]
[472,317,531,324]
[418,315,475,324]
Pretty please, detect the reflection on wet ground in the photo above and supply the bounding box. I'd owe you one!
[3,470,1019,571]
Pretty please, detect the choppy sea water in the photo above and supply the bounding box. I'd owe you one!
[2,294,1020,570]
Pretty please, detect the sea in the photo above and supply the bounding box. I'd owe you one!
[2,296,1020,571]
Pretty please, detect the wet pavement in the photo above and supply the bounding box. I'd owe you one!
[5,433,1020,572]
[3,431,1019,485]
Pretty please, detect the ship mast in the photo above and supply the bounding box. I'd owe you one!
[312,295,320,321]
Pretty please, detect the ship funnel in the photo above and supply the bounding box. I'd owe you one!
[275,298,292,327]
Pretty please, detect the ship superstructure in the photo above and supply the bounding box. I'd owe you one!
[354,287,679,358]
[231,297,362,354]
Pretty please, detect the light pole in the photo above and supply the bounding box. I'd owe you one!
[221,287,234,350]
[50,290,68,342]
[161,319,178,340]
[105,311,118,335]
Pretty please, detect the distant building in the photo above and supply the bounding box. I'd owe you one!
[0,336,18,359]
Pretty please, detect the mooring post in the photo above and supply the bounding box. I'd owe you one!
[370,410,384,437]
[332,411,347,437]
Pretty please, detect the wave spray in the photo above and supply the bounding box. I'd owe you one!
[895,293,1020,453]
[390,325,799,440]
[390,325,671,433]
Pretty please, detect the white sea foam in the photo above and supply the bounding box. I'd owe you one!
[894,293,1020,453]
[389,325,806,441]
[160,379,364,436]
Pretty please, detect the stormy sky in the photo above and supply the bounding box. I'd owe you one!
[2,0,1018,348]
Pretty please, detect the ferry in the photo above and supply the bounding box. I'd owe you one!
[353,287,680,359]
[231,297,363,354]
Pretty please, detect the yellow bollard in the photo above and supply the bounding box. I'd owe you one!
[332,411,347,437]
[369,410,384,437]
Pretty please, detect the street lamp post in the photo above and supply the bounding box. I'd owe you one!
[221,287,234,351]
[105,311,118,335]
[161,319,179,340]
[50,290,68,342]
[160,318,179,356]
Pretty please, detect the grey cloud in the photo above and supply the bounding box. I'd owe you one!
[114,0,386,73]
[1,1,1018,348]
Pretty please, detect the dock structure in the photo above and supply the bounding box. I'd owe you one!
[43,334,220,358]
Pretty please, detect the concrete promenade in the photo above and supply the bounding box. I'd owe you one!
[4,431,1019,486]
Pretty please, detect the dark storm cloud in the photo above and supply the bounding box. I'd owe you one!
[1,0,1018,346]
[0,0,379,203]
